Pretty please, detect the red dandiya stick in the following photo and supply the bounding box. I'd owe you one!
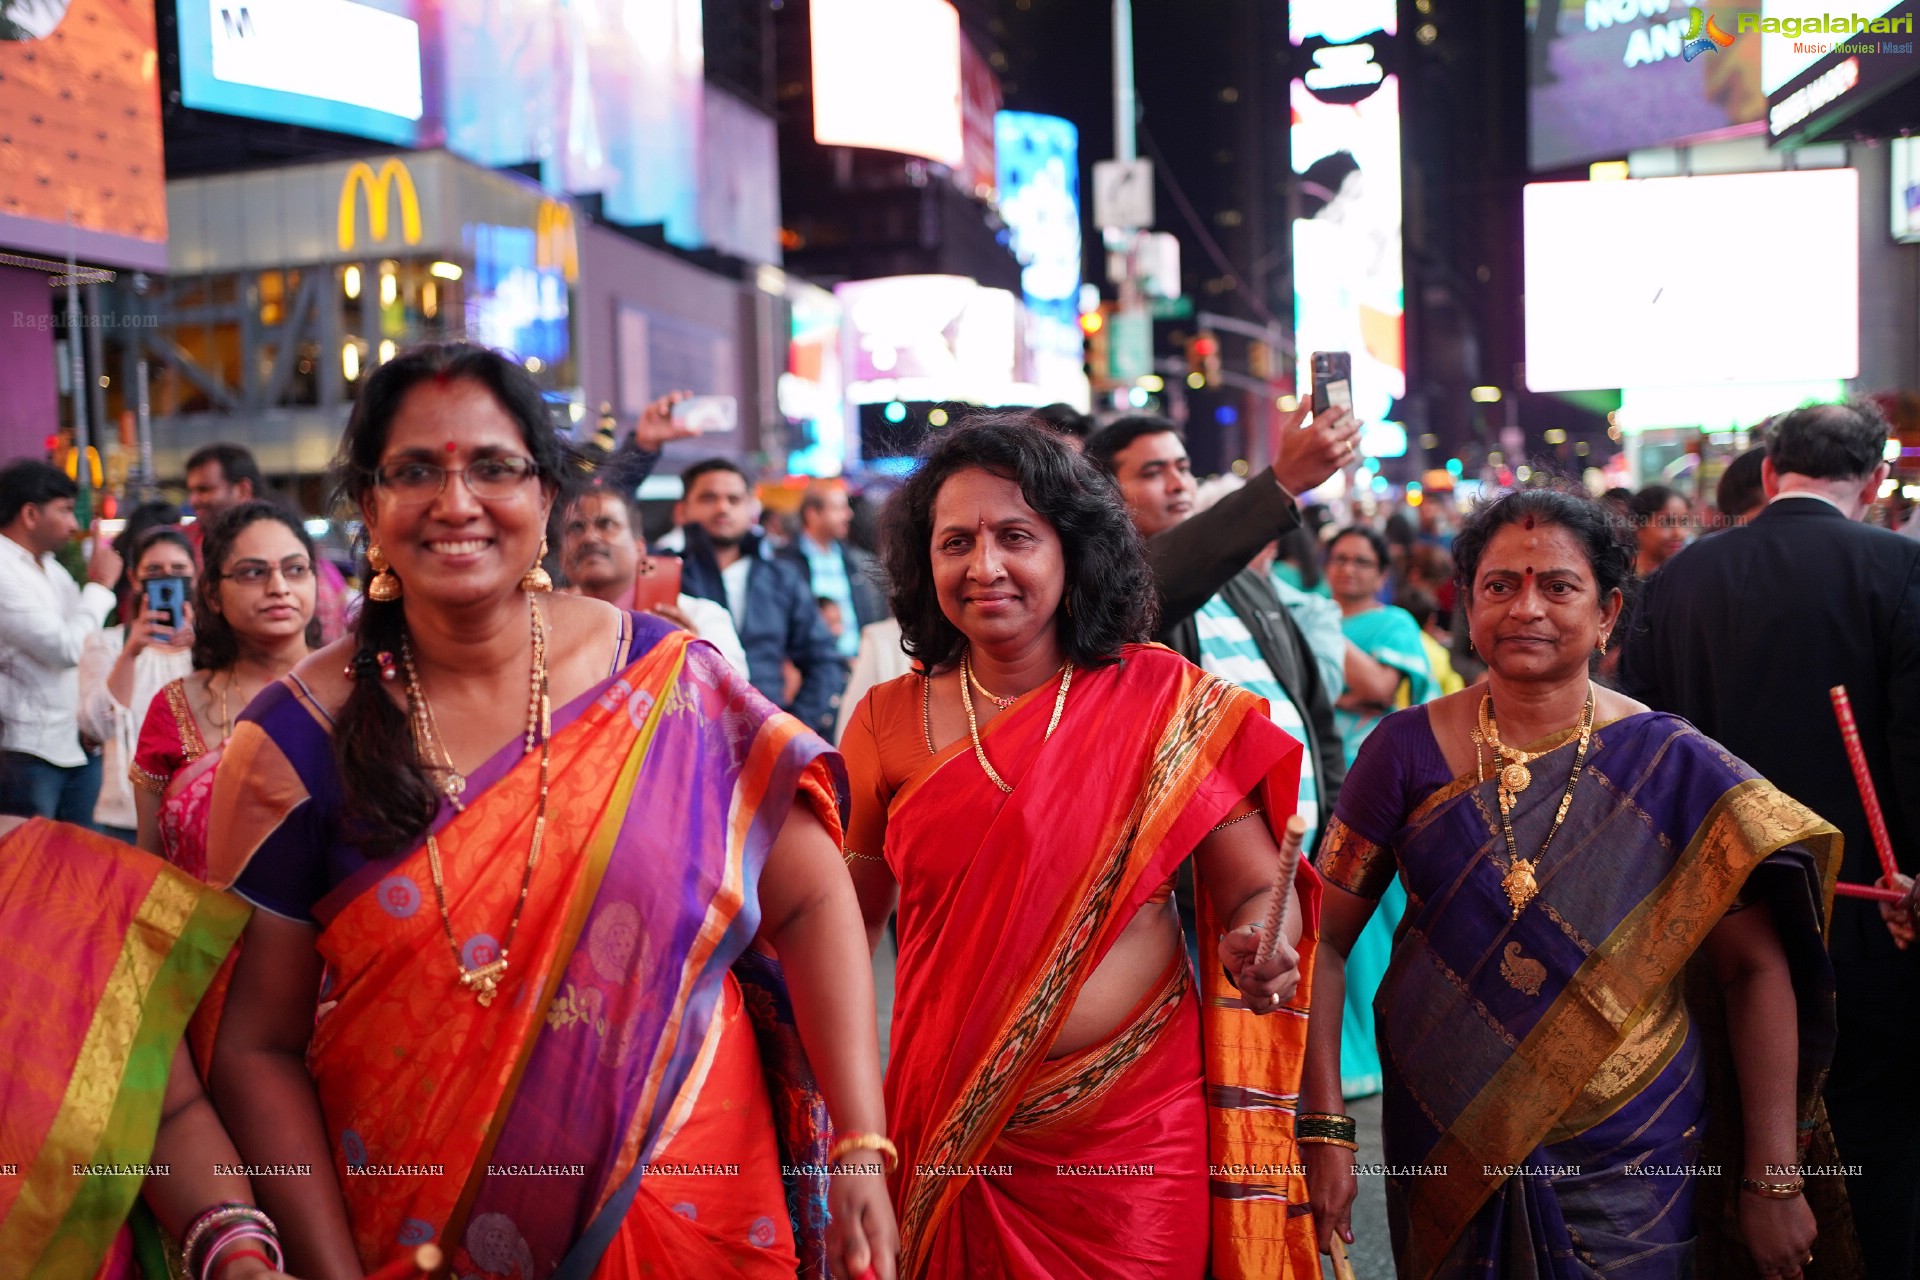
[1256,814,1310,966]
[363,1244,443,1280]
[1833,881,1909,905]
[1830,686,1902,885]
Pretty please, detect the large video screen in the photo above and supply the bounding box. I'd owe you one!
[0,0,167,269]
[176,0,424,145]
[440,0,703,247]
[1523,170,1858,391]
[812,0,963,166]
[1526,1,1765,171]
[1291,10,1405,440]
[837,275,1033,408]
[996,112,1088,409]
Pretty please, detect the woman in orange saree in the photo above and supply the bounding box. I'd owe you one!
[201,343,896,1280]
[842,418,1325,1280]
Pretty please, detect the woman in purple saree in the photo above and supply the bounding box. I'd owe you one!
[1300,488,1859,1279]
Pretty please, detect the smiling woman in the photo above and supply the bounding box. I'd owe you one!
[201,343,897,1280]
[1300,485,1858,1279]
[844,415,1327,1280]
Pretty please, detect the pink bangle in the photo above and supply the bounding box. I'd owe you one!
[199,1226,283,1280]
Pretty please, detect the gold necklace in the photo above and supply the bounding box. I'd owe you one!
[1472,695,1558,795]
[967,662,1018,710]
[407,596,551,1006]
[1477,688,1595,919]
[401,640,468,809]
[958,650,1072,794]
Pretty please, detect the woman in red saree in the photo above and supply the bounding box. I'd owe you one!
[131,501,319,879]
[842,418,1324,1280]
[202,343,896,1280]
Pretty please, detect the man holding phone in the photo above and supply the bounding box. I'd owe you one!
[0,460,122,823]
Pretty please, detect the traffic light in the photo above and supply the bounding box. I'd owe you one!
[1186,331,1221,386]
[1081,305,1111,385]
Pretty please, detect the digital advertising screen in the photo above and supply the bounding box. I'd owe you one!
[1291,6,1405,438]
[464,221,572,369]
[0,0,168,269]
[782,282,848,478]
[1523,169,1859,391]
[1894,136,1920,245]
[1526,1,1765,172]
[439,0,704,247]
[176,0,425,145]
[837,274,1034,409]
[811,0,964,166]
[996,111,1088,410]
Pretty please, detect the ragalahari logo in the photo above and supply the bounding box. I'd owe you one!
[1682,8,1737,60]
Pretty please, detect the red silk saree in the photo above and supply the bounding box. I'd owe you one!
[844,645,1324,1280]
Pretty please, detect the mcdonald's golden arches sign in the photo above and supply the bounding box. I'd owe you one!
[337,159,423,253]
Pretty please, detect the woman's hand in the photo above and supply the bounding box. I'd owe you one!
[1877,873,1916,949]
[1218,920,1300,1012]
[126,604,193,656]
[827,1165,899,1280]
[1740,1189,1816,1278]
[1302,1140,1358,1256]
[649,602,696,634]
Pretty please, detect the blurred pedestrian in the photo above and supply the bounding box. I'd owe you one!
[1622,400,1920,1276]
[1716,447,1768,526]
[777,480,890,662]
[1602,484,1693,682]
[0,459,121,823]
[78,525,197,841]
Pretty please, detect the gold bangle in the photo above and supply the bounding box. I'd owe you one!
[828,1132,899,1173]
[842,849,886,864]
[1210,809,1263,835]
[1739,1176,1805,1200]
[1297,1135,1359,1152]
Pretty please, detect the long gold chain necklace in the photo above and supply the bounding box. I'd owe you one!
[957,650,1072,794]
[404,596,552,1006]
[1476,687,1595,919]
[401,640,468,809]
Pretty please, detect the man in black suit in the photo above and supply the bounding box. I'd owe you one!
[1621,401,1920,1275]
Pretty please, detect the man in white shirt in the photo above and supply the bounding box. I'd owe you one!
[0,460,123,822]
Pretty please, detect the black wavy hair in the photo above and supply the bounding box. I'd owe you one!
[1327,524,1391,572]
[1452,485,1636,609]
[193,501,322,670]
[879,413,1157,672]
[331,341,578,857]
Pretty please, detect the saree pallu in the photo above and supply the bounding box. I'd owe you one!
[883,646,1323,1280]
[211,629,843,1278]
[0,819,249,1278]
[1323,711,1856,1279]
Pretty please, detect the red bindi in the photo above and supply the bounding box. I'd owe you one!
[444,441,458,452]
[1523,515,1535,530]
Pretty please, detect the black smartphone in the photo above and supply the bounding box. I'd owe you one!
[1310,350,1353,416]
[144,576,188,633]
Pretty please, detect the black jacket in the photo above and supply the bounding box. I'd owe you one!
[775,538,891,635]
[1148,469,1306,629]
[1618,496,1920,983]
[1160,568,1347,847]
[677,526,849,738]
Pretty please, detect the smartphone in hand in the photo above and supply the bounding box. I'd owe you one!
[670,395,739,434]
[1310,351,1353,416]
[144,575,189,636]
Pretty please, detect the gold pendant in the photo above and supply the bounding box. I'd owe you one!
[1502,858,1538,919]
[1500,762,1532,794]
[459,957,508,1006]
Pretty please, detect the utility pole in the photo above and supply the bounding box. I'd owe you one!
[65,215,91,528]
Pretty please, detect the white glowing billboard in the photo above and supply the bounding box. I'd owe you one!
[1291,14,1404,430]
[836,275,1036,407]
[811,0,964,166]
[1523,170,1859,391]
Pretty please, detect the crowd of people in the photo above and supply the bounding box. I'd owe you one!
[0,338,1914,1280]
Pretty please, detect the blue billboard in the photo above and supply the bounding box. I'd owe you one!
[995,111,1087,405]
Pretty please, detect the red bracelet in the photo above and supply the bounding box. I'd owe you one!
[212,1248,274,1280]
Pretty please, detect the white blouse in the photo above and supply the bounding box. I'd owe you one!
[76,627,194,831]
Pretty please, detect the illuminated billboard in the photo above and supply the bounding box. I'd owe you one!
[1291,12,1404,433]
[0,0,167,270]
[996,112,1088,410]
[177,0,424,146]
[782,282,847,478]
[1525,2,1765,171]
[440,0,704,247]
[1895,136,1920,245]
[1523,170,1858,391]
[811,0,964,166]
[837,275,1035,408]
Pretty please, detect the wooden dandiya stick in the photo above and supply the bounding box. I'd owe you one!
[363,1244,443,1280]
[1830,686,1903,885]
[1833,881,1910,905]
[1256,814,1310,967]
[1330,1234,1361,1280]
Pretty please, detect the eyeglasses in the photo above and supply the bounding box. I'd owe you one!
[1327,555,1381,570]
[373,456,539,504]
[221,558,313,587]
